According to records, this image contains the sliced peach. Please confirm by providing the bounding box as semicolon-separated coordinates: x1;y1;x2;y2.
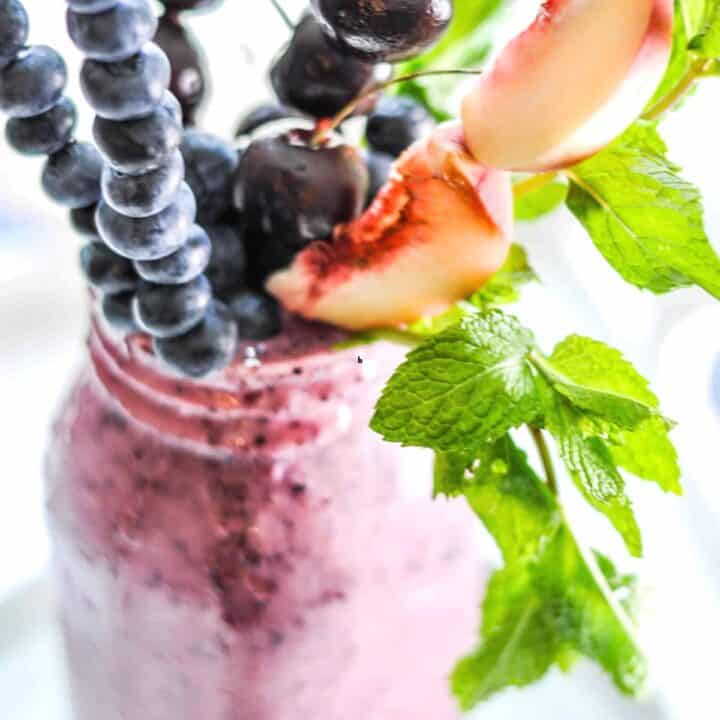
461;0;674;171
266;124;513;330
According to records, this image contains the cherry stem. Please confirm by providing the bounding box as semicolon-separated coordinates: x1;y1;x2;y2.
266;0;294;31
310;68;482;146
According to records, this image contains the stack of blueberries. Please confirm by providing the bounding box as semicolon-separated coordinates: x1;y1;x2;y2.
0;0;452;377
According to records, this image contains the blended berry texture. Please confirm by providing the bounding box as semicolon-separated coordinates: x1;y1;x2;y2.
46;314;483;720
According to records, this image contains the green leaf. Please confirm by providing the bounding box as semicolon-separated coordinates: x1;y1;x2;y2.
471;244;539;309
542;390;643;557
371;312;541;451
680;0;711;38
515;181;568;221
407;303;468;338
532;336;665;431
567;121;720;298
452;561;560;708
452;525;646;709
689;0;720;56
434;436;561;563
393;0;508;119
611;417;683;494
532;335;681;495
593;551;642;619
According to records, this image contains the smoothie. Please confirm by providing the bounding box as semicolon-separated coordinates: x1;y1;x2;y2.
45;312;483;720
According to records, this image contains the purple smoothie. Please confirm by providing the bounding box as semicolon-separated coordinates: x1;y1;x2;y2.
45;311;483;719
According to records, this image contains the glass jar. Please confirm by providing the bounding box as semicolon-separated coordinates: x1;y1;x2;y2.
45;312;482;719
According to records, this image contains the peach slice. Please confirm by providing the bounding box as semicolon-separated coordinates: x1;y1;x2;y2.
266;124;513;330
461;0;674;172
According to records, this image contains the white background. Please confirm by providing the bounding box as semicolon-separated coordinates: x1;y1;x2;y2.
1;1;720;718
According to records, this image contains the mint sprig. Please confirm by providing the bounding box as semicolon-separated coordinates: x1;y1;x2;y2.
436;436;646;710
369;305;681;705
372;312;680;553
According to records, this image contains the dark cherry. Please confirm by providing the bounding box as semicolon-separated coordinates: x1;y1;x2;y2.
311;0;453;62
233;130;368;277
154;14;206;125
270;14;378;119
235;102;303;138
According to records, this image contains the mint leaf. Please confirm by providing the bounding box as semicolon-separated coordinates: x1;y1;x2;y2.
541;390;643;557
471;244;538;309
515;181;568;221
408;303;468;337
680;0;710;38
567;122;720;298
371;312;541;451
532;336;665;431
452;560;560;708
434;437;561;563
452;526;646;709
689;0;720;56
611;417;682;494
593;551;642;618
533;335;681;495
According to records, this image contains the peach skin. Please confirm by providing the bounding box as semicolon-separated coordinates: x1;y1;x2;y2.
461;0;674;172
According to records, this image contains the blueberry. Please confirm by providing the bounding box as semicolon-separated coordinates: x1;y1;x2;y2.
154;300;237;378
366;96;434;156
133;273;212;338
96;181;196;260
42;141;103;208
67;0;158;62
235;102;303;138
67;1;119;13
102;290;138;334
270;14;377;119
180;129;238;224
80;241;137;293
93;91;182;174
5;97;77;156
134;224;210;284
154;15;206;126
0;0;29;69
227;290;281;341
70;203;99;237
0;46;67;119
204;221;247;299
102;148;184;217
80;43;170;121
364;149;393;207
311;0;453;62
